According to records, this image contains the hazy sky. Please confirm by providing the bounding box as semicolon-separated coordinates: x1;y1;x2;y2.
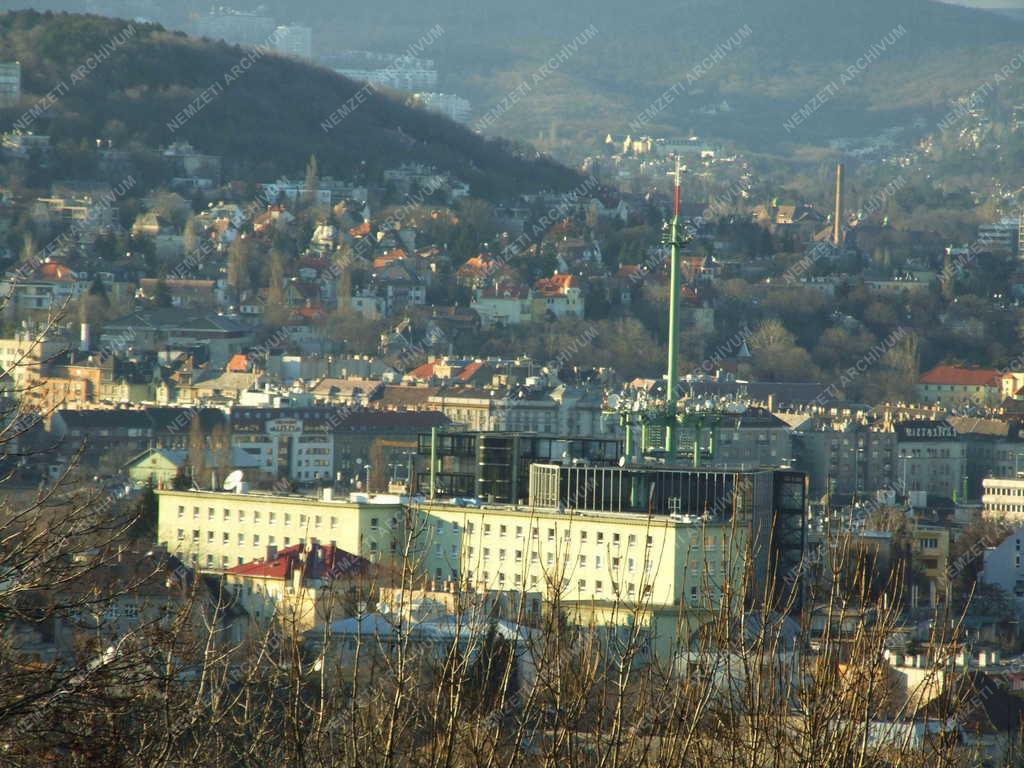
943;0;1024;7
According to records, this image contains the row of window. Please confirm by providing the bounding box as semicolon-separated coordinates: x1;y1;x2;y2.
464;569;650;597
464;547;658;573
177;505;341;529
986;486;1024;496
464;521;656;548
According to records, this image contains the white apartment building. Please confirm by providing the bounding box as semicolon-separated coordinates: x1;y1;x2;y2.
158;489;405;572
0;62;20;107
156;487;754;661
982;477;1024;522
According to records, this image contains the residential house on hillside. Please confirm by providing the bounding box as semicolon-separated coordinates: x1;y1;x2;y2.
456;254;514;289
532;274;584;321
2;260;82;313
471;281;531;328
918;365;1002;406
224;542;375;628
138;279;219;308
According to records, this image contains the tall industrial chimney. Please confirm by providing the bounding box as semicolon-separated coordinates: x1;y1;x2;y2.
832;162;844;247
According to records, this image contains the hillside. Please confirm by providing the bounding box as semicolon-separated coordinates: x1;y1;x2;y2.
241;0;1024;148
0;10;584;198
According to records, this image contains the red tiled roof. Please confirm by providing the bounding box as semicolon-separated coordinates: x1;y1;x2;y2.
291;307;326;321
457;361;484;382
227;353;251;372
36;261;76;282
407;359;438;380
226;542;371;581
533;273;577;297
919;365;1000;387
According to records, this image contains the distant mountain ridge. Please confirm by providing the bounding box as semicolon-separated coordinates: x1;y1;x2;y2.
252;0;1024;146
0;10;583;198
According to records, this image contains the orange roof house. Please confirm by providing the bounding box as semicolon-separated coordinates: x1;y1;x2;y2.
918;365;1002;405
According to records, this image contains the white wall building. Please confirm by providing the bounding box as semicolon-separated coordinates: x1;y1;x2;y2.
982;477;1024;522
0;62;20;107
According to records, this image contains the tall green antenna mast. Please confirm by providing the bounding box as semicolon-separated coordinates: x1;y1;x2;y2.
664;158;684;456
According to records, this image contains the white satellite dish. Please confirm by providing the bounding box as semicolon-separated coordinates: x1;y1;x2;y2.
618;455;627;467
223;470;244;492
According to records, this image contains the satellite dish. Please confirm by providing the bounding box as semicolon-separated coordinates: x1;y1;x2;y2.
223;470;244;491
618;455;627;467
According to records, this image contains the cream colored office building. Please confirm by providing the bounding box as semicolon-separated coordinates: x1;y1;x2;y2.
157;489;745;606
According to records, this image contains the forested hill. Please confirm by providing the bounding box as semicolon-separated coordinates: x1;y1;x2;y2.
0;11;584;198
248;0;1024;146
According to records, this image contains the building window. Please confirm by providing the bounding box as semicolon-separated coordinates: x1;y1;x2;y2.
500;525;507;538
254;534;261;546
177;506;184;519
516;525;523;539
